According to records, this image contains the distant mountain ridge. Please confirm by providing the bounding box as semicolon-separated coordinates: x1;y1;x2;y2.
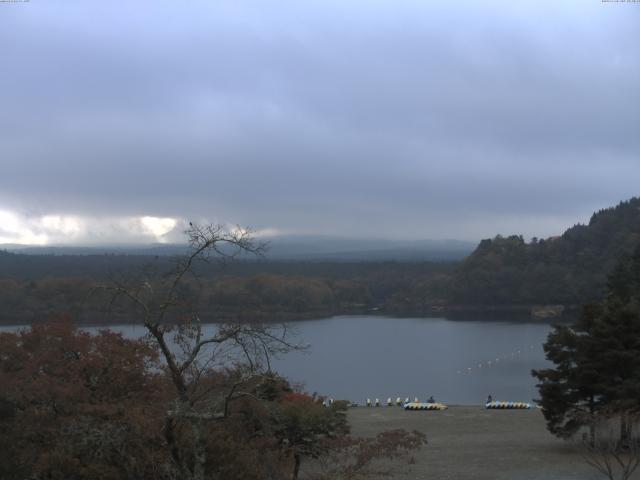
2;198;638;320
1;236;476;262
449;197;640;306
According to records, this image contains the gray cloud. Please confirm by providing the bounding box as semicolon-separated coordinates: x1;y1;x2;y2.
0;0;638;242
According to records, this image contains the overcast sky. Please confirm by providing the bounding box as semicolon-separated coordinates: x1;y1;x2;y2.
1;0;638;244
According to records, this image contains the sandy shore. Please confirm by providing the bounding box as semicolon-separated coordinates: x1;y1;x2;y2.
346;406;623;480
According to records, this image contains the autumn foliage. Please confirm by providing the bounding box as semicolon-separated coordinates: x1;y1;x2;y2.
0;319;426;480
0;319;168;480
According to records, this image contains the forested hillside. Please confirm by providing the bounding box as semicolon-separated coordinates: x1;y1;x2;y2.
448;198;640;306
0;252;454;324
2;198;639;323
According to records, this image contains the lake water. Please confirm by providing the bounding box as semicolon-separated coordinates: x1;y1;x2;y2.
274;315;552;405
1;315;553;405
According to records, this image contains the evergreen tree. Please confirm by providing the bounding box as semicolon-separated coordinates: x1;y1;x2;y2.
453;197;640;306
533;243;640;440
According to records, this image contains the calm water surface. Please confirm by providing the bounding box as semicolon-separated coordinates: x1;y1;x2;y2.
2;315;553;405
273;315;552;405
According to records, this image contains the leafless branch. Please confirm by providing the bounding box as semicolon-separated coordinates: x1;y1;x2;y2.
580;414;640;480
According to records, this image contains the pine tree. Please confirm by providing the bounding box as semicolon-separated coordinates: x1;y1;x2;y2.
533;244;640;441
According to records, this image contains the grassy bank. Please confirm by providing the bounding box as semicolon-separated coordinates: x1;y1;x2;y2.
343;406;612;480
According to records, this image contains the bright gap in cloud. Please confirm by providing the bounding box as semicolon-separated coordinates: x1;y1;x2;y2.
40;215;83;237
0;210;48;245
141;216;178;239
0;210;184;245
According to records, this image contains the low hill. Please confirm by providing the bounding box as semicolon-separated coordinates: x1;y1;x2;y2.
448;197;640;307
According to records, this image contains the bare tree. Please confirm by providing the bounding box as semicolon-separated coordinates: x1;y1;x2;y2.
309;429;427;480
100;223;302;480
581;413;640;480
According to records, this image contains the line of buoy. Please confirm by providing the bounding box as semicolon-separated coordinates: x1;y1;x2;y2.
458;345;538;375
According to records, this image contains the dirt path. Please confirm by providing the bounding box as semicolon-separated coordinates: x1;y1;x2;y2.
346;406;625;480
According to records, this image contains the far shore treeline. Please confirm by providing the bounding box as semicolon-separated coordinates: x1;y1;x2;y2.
1;197;639;325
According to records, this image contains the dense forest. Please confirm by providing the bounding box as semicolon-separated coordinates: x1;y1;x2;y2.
1;197;639;324
449;197;640;307
0;253;454;324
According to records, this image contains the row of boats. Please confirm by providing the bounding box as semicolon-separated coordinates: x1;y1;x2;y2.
401;400;533;410
323;397;535;410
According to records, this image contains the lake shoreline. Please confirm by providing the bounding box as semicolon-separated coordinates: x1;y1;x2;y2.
2;316;554;413
0;305;573;327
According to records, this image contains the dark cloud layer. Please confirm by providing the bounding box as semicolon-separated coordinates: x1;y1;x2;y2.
1;0;638;242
